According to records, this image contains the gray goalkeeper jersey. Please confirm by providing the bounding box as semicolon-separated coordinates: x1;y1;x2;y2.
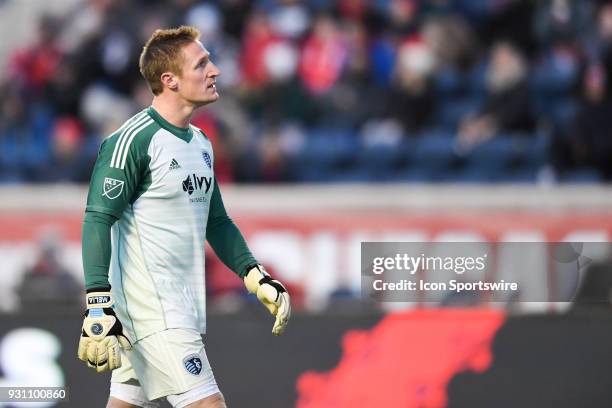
86;107;214;341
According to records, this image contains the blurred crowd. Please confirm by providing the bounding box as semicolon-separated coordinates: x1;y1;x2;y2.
2;0;612;183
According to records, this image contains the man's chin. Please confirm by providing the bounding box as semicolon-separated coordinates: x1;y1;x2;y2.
193;94;220;107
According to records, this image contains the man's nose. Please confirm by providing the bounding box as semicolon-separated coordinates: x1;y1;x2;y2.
209;62;220;77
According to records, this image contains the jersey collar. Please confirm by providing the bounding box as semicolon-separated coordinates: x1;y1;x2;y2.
147;107;193;143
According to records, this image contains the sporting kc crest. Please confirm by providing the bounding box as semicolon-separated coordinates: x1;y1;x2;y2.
183;354;203;375
102;177;125;199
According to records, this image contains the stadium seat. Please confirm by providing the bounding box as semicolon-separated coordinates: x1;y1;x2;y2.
467;59;489;96
434;68;466;97
326;167;375;182
561;169;604;183
515;131;550;171
437;97;482;129
407;132;459;180
529;54;578;96
383;167;435;183
461;134;518;175
355;139;415;181
291;127;359;182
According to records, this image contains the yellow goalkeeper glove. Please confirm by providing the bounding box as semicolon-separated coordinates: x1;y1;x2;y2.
244;265;291;335
77;291;132;372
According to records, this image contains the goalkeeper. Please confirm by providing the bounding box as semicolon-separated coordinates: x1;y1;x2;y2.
78;26;290;408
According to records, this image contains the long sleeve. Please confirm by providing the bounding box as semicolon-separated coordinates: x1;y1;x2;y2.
206;179;257;277
82;118;150;291
82;210;117;291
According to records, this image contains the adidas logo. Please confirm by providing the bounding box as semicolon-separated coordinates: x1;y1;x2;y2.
169;158;181;170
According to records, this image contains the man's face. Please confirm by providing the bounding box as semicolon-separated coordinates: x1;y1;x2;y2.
176;40;220;106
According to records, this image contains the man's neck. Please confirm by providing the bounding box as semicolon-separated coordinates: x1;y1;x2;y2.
150;95;196;129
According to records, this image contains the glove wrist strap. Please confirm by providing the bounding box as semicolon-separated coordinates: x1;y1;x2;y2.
86;292;113;309
244;265;270;294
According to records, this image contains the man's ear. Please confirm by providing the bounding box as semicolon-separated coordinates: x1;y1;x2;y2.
160;72;179;91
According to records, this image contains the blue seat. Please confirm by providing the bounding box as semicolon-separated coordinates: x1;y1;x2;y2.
449;168;498;182
326;167;374;182
561;169;604;183
298;128;357;161
529;55;578;96
549;98;578;126
356;139;415;180
505;169;539;183
293;165;331;182
515;131;550;171
383;167;435;183
462;134;518;174
408;133;458;179
292;127;360;182
434;68;466;96
0;169;25;183
437;97;482;129
467;59;489;96
455;132;550;183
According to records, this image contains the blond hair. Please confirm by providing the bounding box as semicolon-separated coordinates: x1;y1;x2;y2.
139;26;201;95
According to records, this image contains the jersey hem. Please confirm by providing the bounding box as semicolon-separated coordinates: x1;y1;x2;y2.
130;325;207;344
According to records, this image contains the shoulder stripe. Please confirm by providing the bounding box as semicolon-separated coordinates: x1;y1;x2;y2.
110;112;148;167
109;112;146;162
110;114;151;167
118;111;147;133
117;118;154;169
104;111;147;142
111;113;149;168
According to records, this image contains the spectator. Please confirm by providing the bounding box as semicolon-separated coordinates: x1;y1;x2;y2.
239;11;279;90
594;3;612;95
552;64;612;180
422;14;479;72
457;42;535;152
43;56;82;117
533;0;592;49
385;0;420;36
34;116;95;182
299;14;347;96
327;19;375;127
386;34;437;133
0;84;52;181
16;230;82;314
1;0;612;182
8;14;62;96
